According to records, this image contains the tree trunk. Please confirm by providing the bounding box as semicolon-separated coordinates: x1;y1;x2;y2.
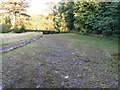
11;12;16;28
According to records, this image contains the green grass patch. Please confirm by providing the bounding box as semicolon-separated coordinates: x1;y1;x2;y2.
1;40;22;47
0;32;41;48
60;33;119;55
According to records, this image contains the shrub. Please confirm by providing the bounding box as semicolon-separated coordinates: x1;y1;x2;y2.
12;26;25;33
0;23;11;33
79;29;88;35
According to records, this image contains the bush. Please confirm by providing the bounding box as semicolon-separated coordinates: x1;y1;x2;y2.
12;26;25;33
0;23;11;33
112;34;120;38
79;29;88;35
102;30;112;36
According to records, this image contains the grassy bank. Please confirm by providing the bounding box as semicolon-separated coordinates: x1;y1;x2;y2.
0;32;41;48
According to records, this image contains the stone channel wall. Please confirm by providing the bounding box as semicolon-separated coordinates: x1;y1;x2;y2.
0;33;43;53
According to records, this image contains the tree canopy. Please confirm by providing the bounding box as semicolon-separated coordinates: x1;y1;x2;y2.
0;0;30;31
53;1;119;37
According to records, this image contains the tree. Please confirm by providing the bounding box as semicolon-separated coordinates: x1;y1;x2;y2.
53;1;119;37
53;2;74;32
0;0;30;29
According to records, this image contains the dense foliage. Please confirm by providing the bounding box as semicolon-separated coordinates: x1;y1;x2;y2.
53;1;120;37
0;0;30;33
24;14;56;31
0;14;56;33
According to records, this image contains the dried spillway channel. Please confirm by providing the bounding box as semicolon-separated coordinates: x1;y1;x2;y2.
0;33;43;53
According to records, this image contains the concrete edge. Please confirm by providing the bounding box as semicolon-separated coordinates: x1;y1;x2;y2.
0;33;43;53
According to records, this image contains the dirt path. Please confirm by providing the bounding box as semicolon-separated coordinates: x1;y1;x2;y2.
2;34;118;88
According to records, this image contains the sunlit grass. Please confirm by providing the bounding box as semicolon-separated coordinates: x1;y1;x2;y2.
60;33;119;55
0;32;41;48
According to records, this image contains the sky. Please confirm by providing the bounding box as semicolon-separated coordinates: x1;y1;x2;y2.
0;0;117;15
27;0;61;15
0;0;61;15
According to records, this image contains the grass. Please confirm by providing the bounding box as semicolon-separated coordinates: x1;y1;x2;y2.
1;40;22;47
60;33;119;55
0;32;41;48
1;33;119;88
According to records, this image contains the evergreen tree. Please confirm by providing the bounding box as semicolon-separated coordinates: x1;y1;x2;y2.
0;0;30;29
